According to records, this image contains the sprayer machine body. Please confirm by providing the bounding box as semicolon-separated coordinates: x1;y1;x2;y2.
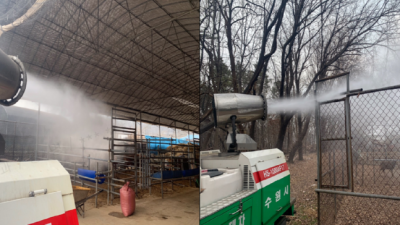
200;93;295;225
200;149;294;225
0;160;79;225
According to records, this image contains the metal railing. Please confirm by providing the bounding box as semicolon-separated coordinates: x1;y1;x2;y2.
0;106;200;206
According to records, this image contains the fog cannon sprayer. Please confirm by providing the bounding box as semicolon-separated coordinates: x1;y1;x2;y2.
212;93;267;152
0;48;27;106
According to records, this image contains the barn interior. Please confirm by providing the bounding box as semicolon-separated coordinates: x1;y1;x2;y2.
0;0;199;224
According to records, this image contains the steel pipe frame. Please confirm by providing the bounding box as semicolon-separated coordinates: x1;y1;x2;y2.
37;144;108;151
25;11;198;108
29;116;135;208
10;33;197;126
314;73;360;224
109;105;198;132
1;0;200;126
25;2;198;92
64;0;198;74
315;189;400;201
345;73;354;192
12;103;198;207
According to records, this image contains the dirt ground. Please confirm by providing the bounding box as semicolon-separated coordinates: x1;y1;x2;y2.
77;179;199;225
284;152;400;225
76;154;400;224
286;152;319;225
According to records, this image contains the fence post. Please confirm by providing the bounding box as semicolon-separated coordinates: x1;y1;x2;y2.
345;73;354;192
96;162;98;208
314;85;322;225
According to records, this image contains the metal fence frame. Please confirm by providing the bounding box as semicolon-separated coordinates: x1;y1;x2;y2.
315;72;400;224
0;106;200;205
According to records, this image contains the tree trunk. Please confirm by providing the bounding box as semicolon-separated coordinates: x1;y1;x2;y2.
297;114;304;161
201;129;213;151
276;114;292;150
288;115;311;163
298;145;303;160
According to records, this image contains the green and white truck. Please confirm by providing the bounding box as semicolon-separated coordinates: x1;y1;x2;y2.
200;93;295;225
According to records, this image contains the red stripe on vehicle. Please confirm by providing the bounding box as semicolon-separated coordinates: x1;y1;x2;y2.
29;209;79;225
65;209;79;225
253;163;288;184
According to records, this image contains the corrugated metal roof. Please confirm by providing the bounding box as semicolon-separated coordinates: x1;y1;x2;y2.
0;0;199;130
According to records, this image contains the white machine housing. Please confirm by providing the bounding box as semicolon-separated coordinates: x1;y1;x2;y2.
200;149;289;207
0;160;78;225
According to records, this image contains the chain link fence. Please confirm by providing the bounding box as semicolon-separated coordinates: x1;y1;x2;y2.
318;82;400;224
319;101;349;188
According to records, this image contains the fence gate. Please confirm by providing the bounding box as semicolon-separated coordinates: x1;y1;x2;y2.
315;73;400;224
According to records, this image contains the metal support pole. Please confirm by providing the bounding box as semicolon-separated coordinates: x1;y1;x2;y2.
139;112;145;188
315;189;400;201
161;160;163;199
159;117;161;151
315;86;321;190
317;192;320;225
83;201;85;218
111;108;114;204
345;73;354;191
81;139;84;168
149;177;152;195
108;140;110;205
170;137;173;191
96;162;98;208
314;84;324;225
159;116;163;196
187;125;190;185
174;121;177;189
134;113;137;193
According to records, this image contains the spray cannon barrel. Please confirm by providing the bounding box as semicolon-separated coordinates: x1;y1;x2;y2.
0;48;27;106
213;93;267;128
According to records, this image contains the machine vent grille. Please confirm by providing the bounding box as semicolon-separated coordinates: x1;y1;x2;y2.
243;165;255;190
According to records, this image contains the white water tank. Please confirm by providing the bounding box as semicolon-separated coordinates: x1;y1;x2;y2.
200;168;243;207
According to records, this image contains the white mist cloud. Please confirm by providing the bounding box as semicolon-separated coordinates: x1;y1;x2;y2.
16;73;192;146
267;48;400;114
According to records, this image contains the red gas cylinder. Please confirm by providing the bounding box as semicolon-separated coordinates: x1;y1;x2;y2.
120;182;136;217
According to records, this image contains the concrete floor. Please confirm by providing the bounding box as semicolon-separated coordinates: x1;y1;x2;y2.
78;187;199;225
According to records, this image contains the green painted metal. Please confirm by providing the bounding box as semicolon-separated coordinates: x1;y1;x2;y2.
200;191;261;225
261;175;291;225
200;175;292;225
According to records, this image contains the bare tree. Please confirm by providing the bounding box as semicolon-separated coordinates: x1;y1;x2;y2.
200;0;400;158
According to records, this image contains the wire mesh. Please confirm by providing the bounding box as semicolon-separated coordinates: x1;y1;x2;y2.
319;101;349;188
318;86;400;224
350;89;400;196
